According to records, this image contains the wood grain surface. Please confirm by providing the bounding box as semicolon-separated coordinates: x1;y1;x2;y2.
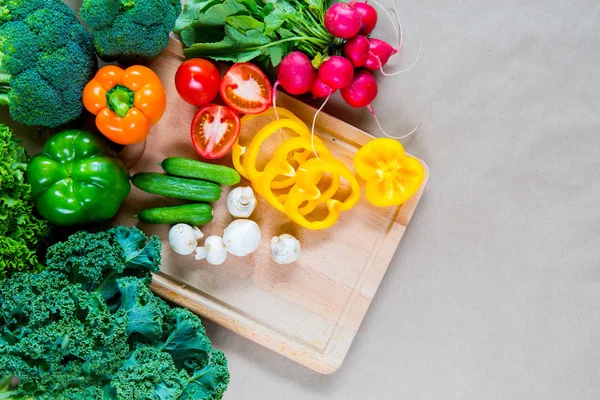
112;39;429;374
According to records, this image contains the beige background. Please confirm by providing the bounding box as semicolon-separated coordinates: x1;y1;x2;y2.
3;0;599;399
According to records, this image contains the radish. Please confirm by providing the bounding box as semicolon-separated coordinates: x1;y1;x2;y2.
324;3;362;39
352;1;378;36
318;56;354;90
311;77;334;98
343;35;370;67
364;38;398;71
340;70;378;108
276;51;316;95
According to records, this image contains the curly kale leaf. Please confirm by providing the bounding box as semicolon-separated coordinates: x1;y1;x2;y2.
0;270;129;399
45;226;161;302
0;124;50;279
0;227;229;400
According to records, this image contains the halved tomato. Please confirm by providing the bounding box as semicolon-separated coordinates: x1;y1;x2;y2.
220;63;273;115
190;104;241;159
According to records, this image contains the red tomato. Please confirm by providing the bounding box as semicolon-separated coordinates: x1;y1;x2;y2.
190;104;240;159
175;59;221;106
220;63;273;114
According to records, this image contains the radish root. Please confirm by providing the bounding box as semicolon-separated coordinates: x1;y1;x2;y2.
369;0;401;52
376;41;423;77
368;105;422;140
273;81;280;120
311;95;330;162
394;1;403;51
272;82;286;141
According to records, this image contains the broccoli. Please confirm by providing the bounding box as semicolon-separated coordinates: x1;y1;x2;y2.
0;0;97;129
0;227;230;400
80;0;182;65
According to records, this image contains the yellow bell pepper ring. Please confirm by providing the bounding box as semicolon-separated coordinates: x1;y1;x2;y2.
242;118;312;184
353;138;425;207
255;136;338;214
284;158;360;230
233;107;311;186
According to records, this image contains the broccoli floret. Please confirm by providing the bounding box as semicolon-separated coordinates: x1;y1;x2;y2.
81;0;182;65
0;0;97;128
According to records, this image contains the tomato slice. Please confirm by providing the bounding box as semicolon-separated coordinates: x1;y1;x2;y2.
220;63;273;115
190;104;241;159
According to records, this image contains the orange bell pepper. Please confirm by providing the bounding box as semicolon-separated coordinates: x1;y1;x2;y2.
82;65;166;145
353;138;425;207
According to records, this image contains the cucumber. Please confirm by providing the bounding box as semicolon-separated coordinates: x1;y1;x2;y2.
132;173;221;202
137;203;213;225
161;157;240;185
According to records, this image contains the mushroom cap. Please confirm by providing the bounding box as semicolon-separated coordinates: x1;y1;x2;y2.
223;219;261;256
271;234;301;264
169;224;199;255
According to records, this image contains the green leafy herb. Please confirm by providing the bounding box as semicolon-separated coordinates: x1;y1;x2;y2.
176;0;334;67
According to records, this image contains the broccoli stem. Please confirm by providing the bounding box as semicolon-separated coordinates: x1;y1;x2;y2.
120;0;135;11
0;72;10;85
0;71;10;105
0;376;11;391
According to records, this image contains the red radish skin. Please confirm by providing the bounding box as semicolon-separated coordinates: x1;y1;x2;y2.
324;3;363;39
364;38;398;71
311;77;334;98
277;51;317;95
340;70;378;108
318;56;355;90
343;35;370;67
352;1;378;36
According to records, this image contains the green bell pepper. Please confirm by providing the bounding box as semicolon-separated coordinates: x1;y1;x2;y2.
26;130;131;226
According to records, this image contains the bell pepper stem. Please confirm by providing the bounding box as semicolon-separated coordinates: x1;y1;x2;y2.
106;85;134;118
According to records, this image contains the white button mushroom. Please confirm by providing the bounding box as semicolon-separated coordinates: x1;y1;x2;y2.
222;219;261;257
227;187;257;218
270;234;301;264
195;235;228;266
168;224;204;255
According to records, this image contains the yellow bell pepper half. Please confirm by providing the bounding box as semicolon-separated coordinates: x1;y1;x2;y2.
353;138;425;207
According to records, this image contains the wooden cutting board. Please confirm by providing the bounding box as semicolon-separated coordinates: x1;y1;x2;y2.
113;39;429;374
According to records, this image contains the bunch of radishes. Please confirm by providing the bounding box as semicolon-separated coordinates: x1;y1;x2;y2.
277;0;400;113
